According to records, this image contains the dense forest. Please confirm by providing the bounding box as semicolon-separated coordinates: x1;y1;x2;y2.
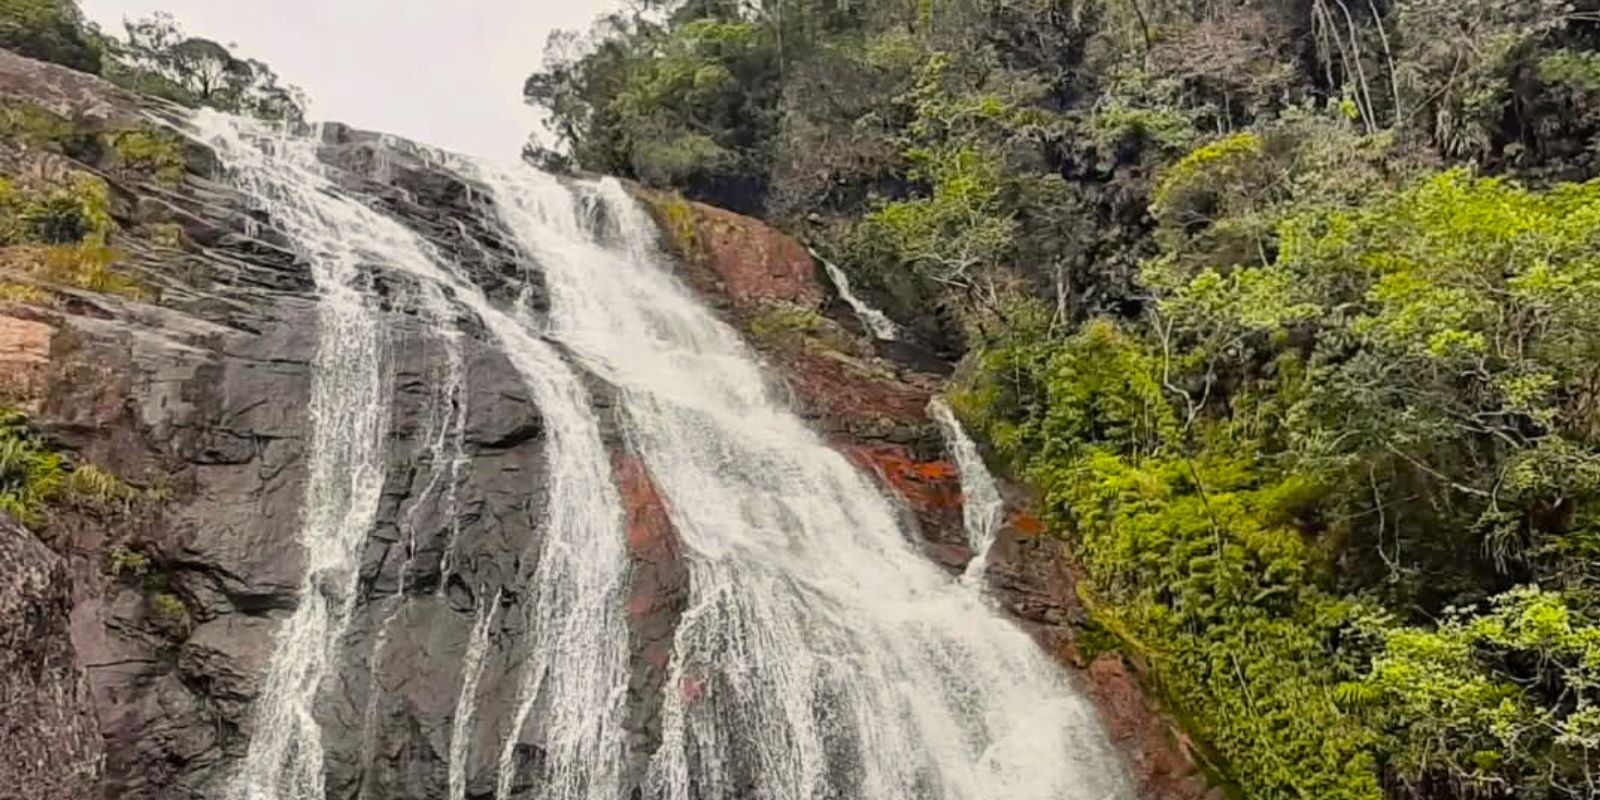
7;0;1600;797
525;2;1600;799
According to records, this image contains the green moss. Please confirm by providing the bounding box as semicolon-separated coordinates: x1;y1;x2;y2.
747;301;865;357
749;302;826;340
650;192;701;261
146;591;192;638
106;129;185;187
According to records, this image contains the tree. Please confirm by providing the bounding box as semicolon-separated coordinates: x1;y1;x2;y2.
113;12;305;121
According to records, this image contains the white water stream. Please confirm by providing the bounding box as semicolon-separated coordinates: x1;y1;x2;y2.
197;114;630;800
928;398;1007;585
477;165;1131;800
199;110;1127;800
812;250;901;341
194;112;393;800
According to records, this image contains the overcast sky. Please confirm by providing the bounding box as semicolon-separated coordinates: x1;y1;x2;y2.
79;0;618;158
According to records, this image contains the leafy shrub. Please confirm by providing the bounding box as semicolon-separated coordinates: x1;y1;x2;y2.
106;129;185;187
0;0;103;73
0;410;64;526
146;591;191;638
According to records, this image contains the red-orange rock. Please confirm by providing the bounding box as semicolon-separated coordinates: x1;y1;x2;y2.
773;347;933;426
0;313;54;409
636;189;824;309
614;455;683;623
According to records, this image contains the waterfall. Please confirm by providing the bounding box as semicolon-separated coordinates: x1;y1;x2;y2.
196;109;1127;800
199;115;631;800
193;112;394;800
813;250;901;341
476;164;1131;800
928;398;1007;585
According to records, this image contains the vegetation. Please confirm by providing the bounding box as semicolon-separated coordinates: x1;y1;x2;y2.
0;1;305;121
0;408;65;525
0;0;100;72
532;2;1600;798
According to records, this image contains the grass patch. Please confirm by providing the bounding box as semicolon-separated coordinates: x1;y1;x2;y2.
0;281;54;305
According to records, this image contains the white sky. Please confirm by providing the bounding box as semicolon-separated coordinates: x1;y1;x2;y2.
79;0;619;157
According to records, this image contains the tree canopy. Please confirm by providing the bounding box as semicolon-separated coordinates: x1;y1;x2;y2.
0;1;305;121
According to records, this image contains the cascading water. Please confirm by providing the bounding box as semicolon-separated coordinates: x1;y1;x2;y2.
450;589;501;800
193;111;394;800
813;250;902;341
477;164;1132;800
197;114;631;800
928;398;1007;585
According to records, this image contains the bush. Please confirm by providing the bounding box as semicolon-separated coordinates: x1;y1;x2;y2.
0;409;65;526
0;0;103;74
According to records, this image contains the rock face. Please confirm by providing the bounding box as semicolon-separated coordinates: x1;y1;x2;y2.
0;513;103;800
0;51;551;800
0;47;1209;800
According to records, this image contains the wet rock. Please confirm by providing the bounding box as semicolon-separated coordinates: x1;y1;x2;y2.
614;454;689;790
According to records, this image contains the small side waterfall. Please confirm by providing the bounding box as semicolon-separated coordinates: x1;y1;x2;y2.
449;590;501;800
928;398;1007;584
813;250;901;341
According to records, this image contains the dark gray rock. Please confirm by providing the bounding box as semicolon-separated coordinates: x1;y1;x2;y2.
0;513;104;800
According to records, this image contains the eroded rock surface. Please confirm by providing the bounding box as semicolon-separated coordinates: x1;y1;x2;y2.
0;513;103;800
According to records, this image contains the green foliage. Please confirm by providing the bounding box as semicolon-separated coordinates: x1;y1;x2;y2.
0;0;102;73
0;409;140;528
0;409;64;526
104;12;305;121
1;1;303;122
105;545;149;578
106;129;185;187
957;128;1600;796
1362;587;1600;797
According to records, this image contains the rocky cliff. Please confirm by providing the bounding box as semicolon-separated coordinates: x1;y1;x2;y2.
0;49;1209;800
